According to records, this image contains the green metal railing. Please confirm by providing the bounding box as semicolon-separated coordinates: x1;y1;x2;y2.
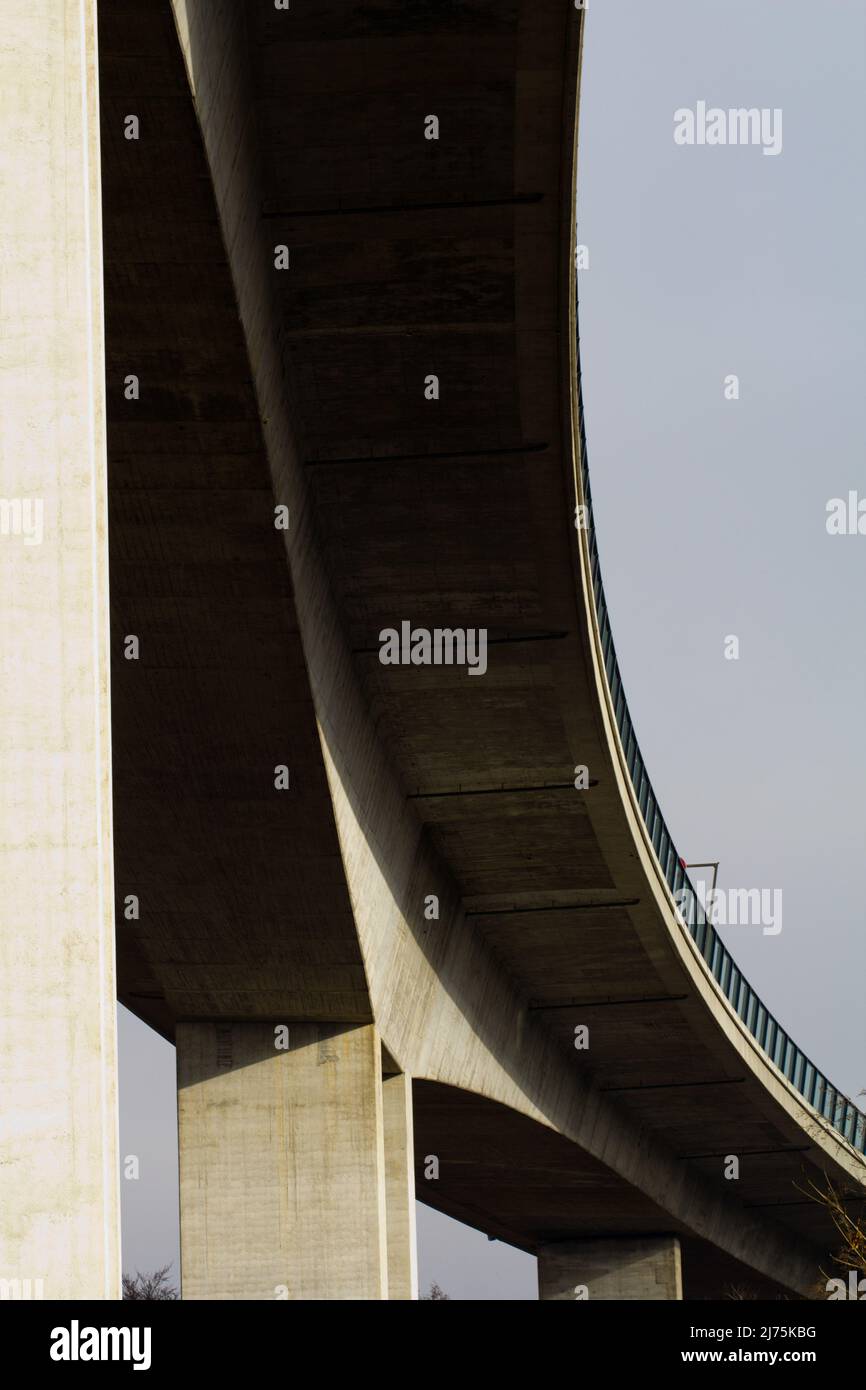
573;303;866;1156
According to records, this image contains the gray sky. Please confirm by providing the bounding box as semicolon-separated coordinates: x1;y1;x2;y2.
119;0;865;1299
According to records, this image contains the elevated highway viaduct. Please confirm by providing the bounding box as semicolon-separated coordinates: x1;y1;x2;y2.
2;0;864;1299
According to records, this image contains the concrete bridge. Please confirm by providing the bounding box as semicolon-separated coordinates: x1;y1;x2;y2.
2;0;864;1300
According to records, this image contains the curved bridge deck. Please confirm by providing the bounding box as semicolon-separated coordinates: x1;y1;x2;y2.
98;0;865;1297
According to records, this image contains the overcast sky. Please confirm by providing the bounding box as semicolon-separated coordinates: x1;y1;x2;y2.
119;0;865;1300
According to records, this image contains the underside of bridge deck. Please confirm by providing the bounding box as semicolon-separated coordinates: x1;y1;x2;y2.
96;0;865;1298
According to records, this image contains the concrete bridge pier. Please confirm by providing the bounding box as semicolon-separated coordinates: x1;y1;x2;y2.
537;1237;684;1301
176;1022;418;1300
382;1069;420;1300
0;0;120;1300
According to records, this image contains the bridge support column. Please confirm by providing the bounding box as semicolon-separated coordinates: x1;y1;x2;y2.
538;1236;683;1301
177;1021;389;1299
0;0;119;1299
382;1070;419;1299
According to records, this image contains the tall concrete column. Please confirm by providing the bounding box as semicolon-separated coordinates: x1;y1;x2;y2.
382;1071;419;1299
0;0;120;1299
538;1237;683;1301
177;1022;389;1299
